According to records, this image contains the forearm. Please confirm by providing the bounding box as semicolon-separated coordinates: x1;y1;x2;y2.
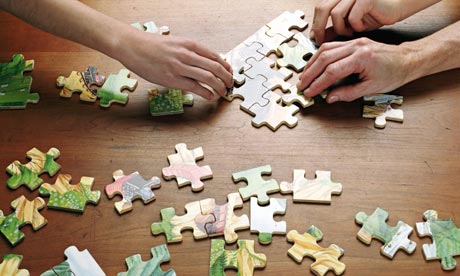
395;0;443;21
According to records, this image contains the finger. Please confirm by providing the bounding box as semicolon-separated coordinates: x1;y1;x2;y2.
175;77;215;100
303;40;349;72
348;0;372;32
326;80;371;103
311;0;341;45
331;0;355;36
180;63;227;97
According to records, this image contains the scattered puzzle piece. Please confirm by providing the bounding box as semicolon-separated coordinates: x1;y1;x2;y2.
363;94;404;129
287;225;345;276
6;147;61;190
118;244;176;276
280;170;342;204
105;170;161;215
265;10;308;38
82;66;105;90
209;239;266;276
281;86;314;108
0;195;47;246
416;209;460;270
250;197;286;244
355;208;416;259
277;33;317;72
148;88;194;116
41;246;105;276
162;143;212;192
132;20;170;35
224;41;266;85
97;69;138;107
39;174;101;213
0;54;34;78
0;254;29;276
57;70;98;102
232;165;280;205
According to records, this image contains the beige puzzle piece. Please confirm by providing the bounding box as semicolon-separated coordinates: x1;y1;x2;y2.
243;25;289;56
225;75;270;114
224;41;266;85
244;57;293;92
281;86;314;108
363;94;404;129
266;10;308;38
277;32;317;72
57;71;97;102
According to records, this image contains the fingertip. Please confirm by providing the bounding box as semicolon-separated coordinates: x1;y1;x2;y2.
326;95;339;104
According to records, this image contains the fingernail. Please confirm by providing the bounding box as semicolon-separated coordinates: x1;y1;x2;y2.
327;96;338;104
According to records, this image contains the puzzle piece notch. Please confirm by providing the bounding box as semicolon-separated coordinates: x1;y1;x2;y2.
105;170;161;215
118;244;176;276
287;225;345;276
355;208;416;259
149;88;194;116
39;174;101;213
232;165;280;205
243;57;293;92
41;246;105;276
0;195;48;246
265;10;308;39
0;254;29;276
281;85;314;108
250;197;286;244
277;32;317;72
363;94;404;129
280;170;342;204
209;239;266;276
97;69;138;107
224;41;266;85
416;209;460;270
6;147;61;191
131;21;170;35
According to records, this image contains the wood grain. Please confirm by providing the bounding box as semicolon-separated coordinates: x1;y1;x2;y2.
0;1;459;275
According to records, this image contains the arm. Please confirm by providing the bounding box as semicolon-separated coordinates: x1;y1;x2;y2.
0;0;233;100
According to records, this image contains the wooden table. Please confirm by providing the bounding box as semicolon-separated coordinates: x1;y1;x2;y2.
1;1;459;275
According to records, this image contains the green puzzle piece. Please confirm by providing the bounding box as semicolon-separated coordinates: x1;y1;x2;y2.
149;88;193;116
0;54;34;80
97;69;137;107
118;244;176;276
232;165;280;205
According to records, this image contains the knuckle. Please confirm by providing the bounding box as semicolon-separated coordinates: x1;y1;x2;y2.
324;64;339;79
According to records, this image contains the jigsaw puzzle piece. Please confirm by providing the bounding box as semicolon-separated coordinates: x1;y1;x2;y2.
355;208;416;259
287;226;345;276
243;25;289;56
224;41;266;85
97;69;138;107
243;57;292;91
0;254;29;276
118;244;176;276
226;75;271;113
232;165;280;205
149;88;194;116
363;94;403;128
277;33;317;72
416;209;460;270
280;170;342;204
281;86;314;108
250;197;287;244
0;54;34;80
57;70;98;102
41;246;105;276
132;20;170;35
105;170;161;215
0;77;39;109
82;66;105;88
265;10;308;38
39;174;101;213
209;239;266;276
6;147;61;190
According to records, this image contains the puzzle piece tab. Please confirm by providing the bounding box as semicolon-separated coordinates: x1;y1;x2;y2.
277;33;317;72
149;88;193;116
97;69;137;107
244;57;292;92
280;170;342;204
41;246;105;276
287;225;345;276
0;254;29;276
0;195;47;246
105;170;161;215
243;25;289;56
118;244;176;276
355;208;416;258
209;239;266;276
224;41;266;85
232;165;280;205
416;209;460;270
39;174;101;213
250;197;286;244
6;147;61;190
363;94;404;128
265;10;308;39
225;75;270;113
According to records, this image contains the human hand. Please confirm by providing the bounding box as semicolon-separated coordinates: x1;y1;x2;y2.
297;38;416;103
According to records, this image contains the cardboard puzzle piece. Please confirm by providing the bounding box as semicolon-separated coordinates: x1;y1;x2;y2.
280;170;342;204
243;25;288;56
225;75;270;113
0;254;29;276
148;88;194;116
132;20;170;35
250;197;286;244
281;86;314;108
39;174;101;213
0;54;34;78
265;10;308;38
162;143;212;192
0;195;47;246
243;57;292;92
209;239;266;276
118;244;176;276
57;71;98;102
6;147;61;190
41;246;105;276
224;41;266;85
355;208;416;259
416;209;460;270
232;165;280;205
199;192;249;244
97;69;138;107
105;170;161;215
277;33;317;72
82;66;105;89
250;91;299;131
363;94;403;129
287;225;345;276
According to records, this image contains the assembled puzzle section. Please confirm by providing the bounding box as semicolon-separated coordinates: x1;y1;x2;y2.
416;209;460;270
41;246;105;276
39;174;101;213
280;169;342;204
148;88;194;116
250;197;287;244
281;86;314;108
162;143;213;192
287;225;345;276
209;239;266;276
0;254;29;276
363;94;404;129
232;165;280;205
6;147;61;190
0;195;47;246
105;170;161;215
118;244;176;276
355;208;416;259
97;69;138;107
57;66;105;102
265;10;308;39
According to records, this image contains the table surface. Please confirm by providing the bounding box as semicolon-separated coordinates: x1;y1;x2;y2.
1;1;459;275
